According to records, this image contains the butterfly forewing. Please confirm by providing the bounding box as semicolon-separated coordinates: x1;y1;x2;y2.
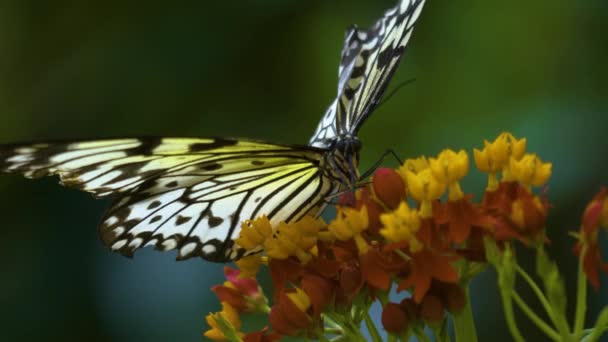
309;0;426;148
0;138;338;261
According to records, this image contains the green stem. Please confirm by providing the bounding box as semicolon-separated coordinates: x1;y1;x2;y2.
452;287;478;342
362;310;383;342
414;328;432;342
512;292;560;341
516;266;557;326
574;247;588;339
319;334;332;342
324;328;343;335
501;287;525;342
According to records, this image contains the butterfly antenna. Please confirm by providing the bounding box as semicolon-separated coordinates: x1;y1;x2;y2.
359;148;403;180
377;78;416;109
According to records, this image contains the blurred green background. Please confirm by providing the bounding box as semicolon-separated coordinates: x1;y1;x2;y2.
0;0;607;341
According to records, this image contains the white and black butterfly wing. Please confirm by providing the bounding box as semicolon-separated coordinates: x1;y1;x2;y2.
310;0;426;148
0;138;337;261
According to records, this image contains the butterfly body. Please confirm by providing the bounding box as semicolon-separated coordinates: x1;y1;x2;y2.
0;0;426;262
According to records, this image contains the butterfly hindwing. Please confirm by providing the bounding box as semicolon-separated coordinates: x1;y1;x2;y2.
0;138;338;261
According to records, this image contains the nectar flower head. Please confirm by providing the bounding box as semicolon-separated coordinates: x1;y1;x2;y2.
508;153;552;188
329;206;370;254
235;216;273;250
263;216;325;263
429;149;469;200
235;255;265;278
477;132;527;170
403;168;447;203
474;132;527;190
429;149;469;184
380;202;423;252
401;156;430;174
328;206;369;241
204;302;242;341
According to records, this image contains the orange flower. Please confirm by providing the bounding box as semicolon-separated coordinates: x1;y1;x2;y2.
574;188;608;290
482;181;549;242
398;249;460;303
301;273;334;316
433;196;479;244
268;288;313;336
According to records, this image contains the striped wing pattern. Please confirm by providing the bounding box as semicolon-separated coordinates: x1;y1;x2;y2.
309;0;426;148
0;138;337;261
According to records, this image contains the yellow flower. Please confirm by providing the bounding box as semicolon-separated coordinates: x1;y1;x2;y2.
429;149;469;200
263;216;325;263
235;255;265;278
405;169;447;202
401;156;430;174
204;303;242;341
509;153;552;188
474;132;527;171
430;149;469;183
380;202;423;253
328;206;370;254
235;216;272;250
474;132;527;190
328;206;369;240
286;288;311;313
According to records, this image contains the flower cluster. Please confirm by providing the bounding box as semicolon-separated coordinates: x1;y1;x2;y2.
203;132;607;341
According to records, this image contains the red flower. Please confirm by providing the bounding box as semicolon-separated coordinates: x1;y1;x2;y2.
351;187;384;235
436;196;477;244
420;295;445;323
372;167;407;209
360;247;409;291
268;258;303;303
243;327;282;342
574;188;608;290
268;289;313;336
211;267;263;312
398;249;459;303
382;302;409;333
482;181;549;242
301;274;334;317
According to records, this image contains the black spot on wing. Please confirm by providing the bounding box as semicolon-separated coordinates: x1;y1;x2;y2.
208;216;224;228
148;200;162;209
176;215;192;226
189;138;238;151
201;163;222;171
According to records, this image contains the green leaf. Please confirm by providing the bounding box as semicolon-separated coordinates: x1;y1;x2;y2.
584;307;608;342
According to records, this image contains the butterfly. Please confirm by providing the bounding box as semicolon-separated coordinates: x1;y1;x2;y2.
0;0;426;262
